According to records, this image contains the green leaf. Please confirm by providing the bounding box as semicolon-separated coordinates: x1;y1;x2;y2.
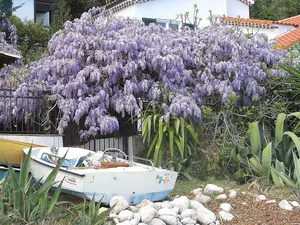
7;163;21;212
153;118;164;165
147;133;158;158
89;196;96;224
181;172;193;181
283;131;300;157
147;115;152;145
262;142;272;184
142;116;148;143
274;113;286;147
248;122;261;157
292;151;300;184
186;124;200;145
19;146;32;190
46;179;64;215
249;156;262;175
169;129;174;158
174;117;180;133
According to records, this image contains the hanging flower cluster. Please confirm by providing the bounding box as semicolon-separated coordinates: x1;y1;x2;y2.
0;13;18;54
0;7;288;139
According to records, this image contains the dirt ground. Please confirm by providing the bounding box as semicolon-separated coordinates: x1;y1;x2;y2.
208;194;300;225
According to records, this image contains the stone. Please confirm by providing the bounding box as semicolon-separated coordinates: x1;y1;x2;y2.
130;217;140;225
138;224;148;225
219;210;234;221
110;196;129;214
278;200;293;211
203;184;224;195
256;195;267;201
128;206;139;213
228;190;237;198
137;199;157;209
266;200;276;204
215;194;227;200
172;207;180;214
219;203;232;212
181;209;197;220
194;193;212;203
181;217;197;224
158;208;178;217
139;206;157;223
196;207;216;224
156;202;172;209
191;188;202;195
290;201;300;207
98;207;108;215
170;196;190;213
118;210;134;222
117;221;131;225
159;215;178;225
189;200;205;210
149;218;166;225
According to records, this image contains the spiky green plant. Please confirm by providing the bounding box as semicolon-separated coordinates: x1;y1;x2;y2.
0;146;68;224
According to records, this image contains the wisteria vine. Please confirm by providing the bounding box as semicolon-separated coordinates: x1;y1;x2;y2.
0;7;289;139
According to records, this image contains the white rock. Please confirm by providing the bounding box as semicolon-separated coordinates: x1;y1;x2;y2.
148;218;166;225
117;221;131;225
196;207;216;224
158;208;178;217
215;194;227;200
170;196;190;213
118;210;134;222
189;200;205;210
130;217;140;225
242;202;247;205
112;218;119;224
266;200;276;204
278;200;293;211
194;194;212;203
191;188;202;195
172;207;180;214
204;184;224;195
159;215;178;225
256;195;267;201
137;199;157;209
128;206;139;213
110;196;129;214
219;203;232;212
228;190;237;198
139;206;157;223
181;217;197;224
215;220;220;225
156;202;172;209
181;208;197;220
219;210;234;221
290;201;300;207
138;224;148;225
98;207;108;215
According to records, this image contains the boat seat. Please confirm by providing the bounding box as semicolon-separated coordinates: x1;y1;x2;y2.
42;155;86;168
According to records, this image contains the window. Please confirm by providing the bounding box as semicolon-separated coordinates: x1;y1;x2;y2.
142;18;157;26
156;22;166;28
183;23;195;30
169;23;179;31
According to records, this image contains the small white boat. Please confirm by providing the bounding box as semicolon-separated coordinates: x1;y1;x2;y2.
23;147;178;205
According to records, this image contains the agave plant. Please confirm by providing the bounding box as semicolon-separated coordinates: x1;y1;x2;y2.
0;146;68;224
73;196;113;225
233;112;300;186
142;105;200;166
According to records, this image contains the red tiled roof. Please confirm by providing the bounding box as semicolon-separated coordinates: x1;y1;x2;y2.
277;15;300;26
222;17;276;29
275;27;300;49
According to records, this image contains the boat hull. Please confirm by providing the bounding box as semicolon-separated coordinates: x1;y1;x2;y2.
26;147;178;205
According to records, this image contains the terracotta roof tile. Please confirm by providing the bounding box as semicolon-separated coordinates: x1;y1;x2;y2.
277;15;300;26
275;27;300;49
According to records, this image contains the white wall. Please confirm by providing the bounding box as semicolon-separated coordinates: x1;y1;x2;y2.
227;0;249;18
13;0;34;22
227;24;296;41
114;0;228;28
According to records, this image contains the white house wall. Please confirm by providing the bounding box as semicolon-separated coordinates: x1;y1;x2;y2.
13;0;34;22
114;0;228;28
227;0;249;18
228;24;296;41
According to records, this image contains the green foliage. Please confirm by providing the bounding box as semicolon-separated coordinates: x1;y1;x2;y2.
250;0;300;21
50;0;71;35
74;197;113;225
0;146;67;224
142;105;200;167
65;0;105;19
233;113;300;189
0;0;23;16
9;15;50;64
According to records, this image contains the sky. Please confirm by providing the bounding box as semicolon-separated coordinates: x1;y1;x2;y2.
13;0;34;22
